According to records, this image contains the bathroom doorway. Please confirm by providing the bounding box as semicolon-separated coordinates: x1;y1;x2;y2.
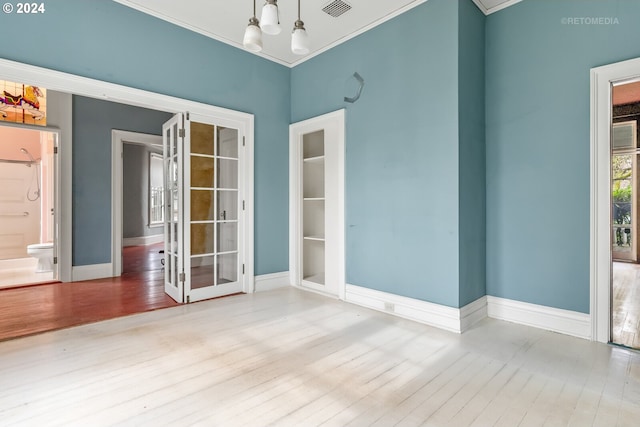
0;124;58;289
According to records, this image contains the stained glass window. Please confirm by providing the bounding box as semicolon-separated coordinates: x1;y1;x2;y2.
0;80;47;126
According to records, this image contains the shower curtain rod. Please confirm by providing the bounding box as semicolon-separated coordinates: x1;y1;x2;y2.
0;158;39;165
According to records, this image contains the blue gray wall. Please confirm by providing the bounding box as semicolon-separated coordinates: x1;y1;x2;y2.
72;96;170;264
458;0;486;307
292;0;484;308
5;0;639;314
486;0;640;313
0;0;291;274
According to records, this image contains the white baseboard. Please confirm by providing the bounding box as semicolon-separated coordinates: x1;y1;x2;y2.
254;271;290;292
486;296;591;340
345;284;486;333
123;234;164;247
72;263;113;281
460;296;488;332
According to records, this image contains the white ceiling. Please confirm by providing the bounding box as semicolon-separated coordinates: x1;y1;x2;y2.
114;0;520;67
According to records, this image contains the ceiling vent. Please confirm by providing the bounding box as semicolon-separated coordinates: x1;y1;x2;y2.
322;0;352;18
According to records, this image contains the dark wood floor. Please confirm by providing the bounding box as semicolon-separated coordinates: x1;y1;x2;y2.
0;243;178;342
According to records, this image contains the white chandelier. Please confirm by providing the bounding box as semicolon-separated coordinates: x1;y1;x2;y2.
243;0;310;55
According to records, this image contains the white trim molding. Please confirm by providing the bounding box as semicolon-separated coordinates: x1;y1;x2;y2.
460;296;489;332
487;296;591;340
72;263;113;282
590;56;640;343
112;130;163;276
345;284;486;334
471;0;522;15
254;272;290;292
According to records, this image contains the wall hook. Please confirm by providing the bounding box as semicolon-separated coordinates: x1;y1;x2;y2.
344;72;364;103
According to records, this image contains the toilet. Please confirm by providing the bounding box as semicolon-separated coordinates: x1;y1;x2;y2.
27;242;54;273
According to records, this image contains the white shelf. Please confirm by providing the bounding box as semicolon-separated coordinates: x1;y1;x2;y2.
302;273;325;286
303;155;325;163
303;197;325;201
304;235;325;242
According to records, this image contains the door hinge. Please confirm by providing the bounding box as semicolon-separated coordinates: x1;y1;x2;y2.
242;264;245;274
179;272;185;282
186;112;190;121
53;146;58;154
178;128;185;138
242;200;245;210
243;136;245;147
53;256;57;265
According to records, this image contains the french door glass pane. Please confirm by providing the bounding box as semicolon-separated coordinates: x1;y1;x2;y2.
171;254;179;289
191;190;215;221
191;156;215;188
217;127;238;158
191;255;215;289
217;159;238;189
191;223;215;255
217;190;238;221
217;253;237;284
191;122;215;155
217;222;237;253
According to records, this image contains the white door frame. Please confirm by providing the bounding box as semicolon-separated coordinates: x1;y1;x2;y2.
0;58;254;287
289;109;346;300
590;56;640;343
111;130;162;277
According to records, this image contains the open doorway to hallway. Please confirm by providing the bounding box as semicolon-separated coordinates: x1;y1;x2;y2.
611;80;640;349
120;135;165;276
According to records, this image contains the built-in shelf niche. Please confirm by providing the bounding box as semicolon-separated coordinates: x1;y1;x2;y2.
290;109;345;298
303;199;325;240
302;130;325;285
303;239;325;284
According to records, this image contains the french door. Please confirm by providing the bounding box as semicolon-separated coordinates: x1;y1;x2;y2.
163;112;245;303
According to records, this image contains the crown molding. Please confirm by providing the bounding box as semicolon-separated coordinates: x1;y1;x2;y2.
472;0;522;16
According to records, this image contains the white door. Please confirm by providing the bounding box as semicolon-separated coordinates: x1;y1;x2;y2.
163;113;245;303
163;114;184;302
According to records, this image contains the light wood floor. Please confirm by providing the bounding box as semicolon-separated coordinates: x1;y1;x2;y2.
0;287;638;427
612;262;640;349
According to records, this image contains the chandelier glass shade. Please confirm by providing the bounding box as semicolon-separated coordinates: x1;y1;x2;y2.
291;20;309;55
243;0;263;52
243;16;263;52
243;0;309;56
260;1;281;35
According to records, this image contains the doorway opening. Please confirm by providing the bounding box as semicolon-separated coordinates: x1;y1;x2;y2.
0;124;58;289
591;56;640;345
610;81;640;349
0;58;254;342
112;130;165;277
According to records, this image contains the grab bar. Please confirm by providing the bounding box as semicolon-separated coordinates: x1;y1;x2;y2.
0;212;29;217
0;158;37;166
